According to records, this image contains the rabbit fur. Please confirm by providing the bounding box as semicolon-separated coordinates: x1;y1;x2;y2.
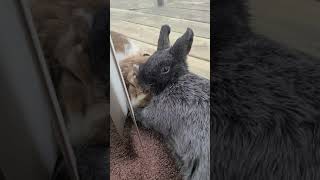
211;0;320;179
30;0;108;146
31;2;109;180
135;25;210;180
119;53;153;108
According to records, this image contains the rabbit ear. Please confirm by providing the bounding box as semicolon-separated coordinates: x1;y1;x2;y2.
157;25;171;51
170;28;193;60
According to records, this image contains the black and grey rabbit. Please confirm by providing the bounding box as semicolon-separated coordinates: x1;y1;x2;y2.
211;0;320;179
134;25;210;180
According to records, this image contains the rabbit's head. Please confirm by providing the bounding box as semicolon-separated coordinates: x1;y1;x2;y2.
137;25;194;94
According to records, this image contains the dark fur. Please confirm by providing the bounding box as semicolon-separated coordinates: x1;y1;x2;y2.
135;25;210;180
212;0;320;179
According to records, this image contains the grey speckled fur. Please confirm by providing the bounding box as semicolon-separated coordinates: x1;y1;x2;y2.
135;25;210;180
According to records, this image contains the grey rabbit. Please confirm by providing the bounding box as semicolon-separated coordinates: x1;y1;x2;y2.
134;25;210;180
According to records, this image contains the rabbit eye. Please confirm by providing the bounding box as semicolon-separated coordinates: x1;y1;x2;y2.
161;66;170;74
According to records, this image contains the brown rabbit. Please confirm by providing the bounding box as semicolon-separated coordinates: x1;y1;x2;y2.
111;31;153;61
119;53;153;108
111;31;153;107
30;0;108;145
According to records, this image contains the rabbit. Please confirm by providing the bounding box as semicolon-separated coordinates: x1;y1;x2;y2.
111;31;151;61
111;31;139;61
134;25;210;180
31;1;109;146
119;53;152;108
211;0;320;179
111;30;153;107
31;3;109;180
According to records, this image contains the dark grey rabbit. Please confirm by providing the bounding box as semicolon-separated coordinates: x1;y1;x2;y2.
134;25;210;180
210;0;320;179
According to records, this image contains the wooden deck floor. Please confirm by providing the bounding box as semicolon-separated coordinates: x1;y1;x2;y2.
110;0;210;79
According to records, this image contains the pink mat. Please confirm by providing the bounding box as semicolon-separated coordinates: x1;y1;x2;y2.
110;119;181;180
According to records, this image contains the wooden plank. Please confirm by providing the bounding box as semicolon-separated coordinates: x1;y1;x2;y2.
135;7;210;23
110;0;210;11
111;20;210;61
166;5;209;11
187;57;210;79
110;0;155;10
169;0;209;3
127;38;210;79
166;1;210;11
111;8;210;38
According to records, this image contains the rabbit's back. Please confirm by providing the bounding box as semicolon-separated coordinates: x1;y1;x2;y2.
160;73;210;130
153;73;210;179
162;73;209;103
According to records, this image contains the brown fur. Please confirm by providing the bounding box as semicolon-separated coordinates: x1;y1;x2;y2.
111;30;152;60
30;0;108;145
30;0;102;109
111;31;130;54
111;31;152;107
119;54;152;108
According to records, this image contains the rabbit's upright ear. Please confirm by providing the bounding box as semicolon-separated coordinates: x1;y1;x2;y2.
170;28;193;60
157;25;171;51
